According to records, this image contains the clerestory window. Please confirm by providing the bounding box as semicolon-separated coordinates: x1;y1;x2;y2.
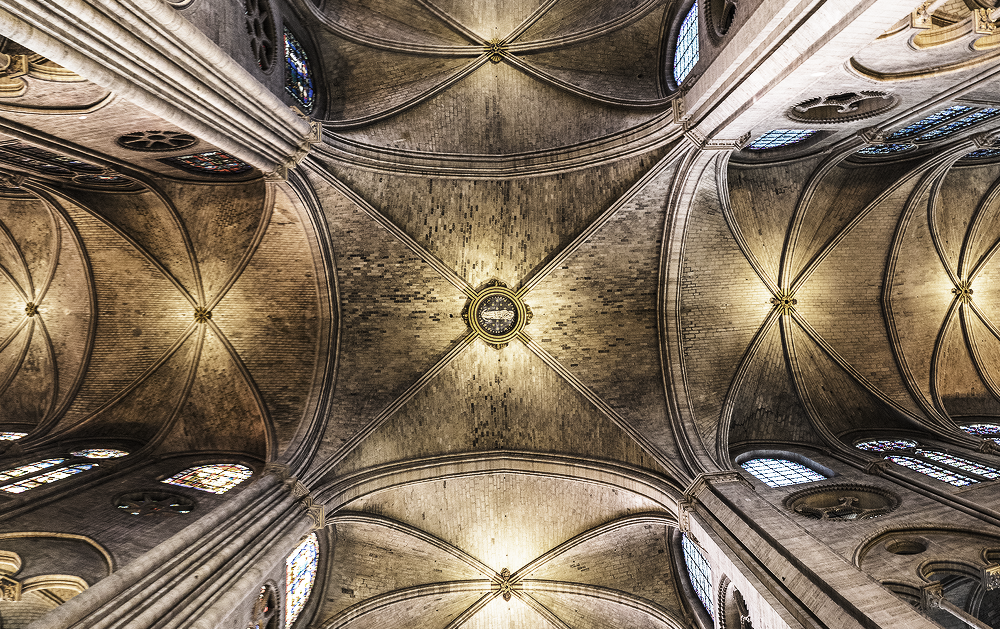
747;129;817;150
740;457;826;487
673;2;700;85
0;448;128;494
961;423;1000;444
856;439;1000;487
161;464;253;494
284;28;315;112
681;533;714;618
286;533;319;628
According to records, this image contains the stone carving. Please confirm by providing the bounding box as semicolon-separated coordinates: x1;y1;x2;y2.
770;290;797;315
24;302;37;317
114;491;195;516
461;280;531;349
0;574;20;602
485;39;508;64
787;92;898;124
496;568;514;601
785;484;900;521
244;0;277;72
952;280;974;304
194;307;212;324
117;130;198;153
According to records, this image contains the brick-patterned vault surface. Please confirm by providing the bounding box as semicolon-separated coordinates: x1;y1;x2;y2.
675;150;1000;459
0;178;324;459
315;476;685;629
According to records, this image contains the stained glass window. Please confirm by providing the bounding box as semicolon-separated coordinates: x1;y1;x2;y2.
162;464;253;494
963;148;1000;161
0;463;97;494
4;144;103;173
855;439;917;452
0;433;26;441
916;449;1000;479
855;143;915;156
885;106;975;140
159;151;252;175
915;108;1000;141
888;456;976;487
74;175;131;186
0;458;65;483
961;423;1000;442
673;2;699;85
71;448;129;459
286;533;319;627
740;458;825;487
681;533;714;618
747;129;817;150
285;28;315;111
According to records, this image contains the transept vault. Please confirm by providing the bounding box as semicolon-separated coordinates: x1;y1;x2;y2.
2;0;1000;628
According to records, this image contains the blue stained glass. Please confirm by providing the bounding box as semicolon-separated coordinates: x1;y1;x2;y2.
681;533;714;618
962;423;1000;439
741;458;825;487
886;106;975;140
0;433;26;441
855;143;915;156
915;108;1000;141
747;129;817;150
963;148;1000;161
916;449;1000;479
286;533;319;627
855;439;917;452
285;28;315;111
888;455;976;486
0;463;97;494
673;2;699;85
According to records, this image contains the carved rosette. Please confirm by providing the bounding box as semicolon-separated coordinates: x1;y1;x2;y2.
784;484;900;521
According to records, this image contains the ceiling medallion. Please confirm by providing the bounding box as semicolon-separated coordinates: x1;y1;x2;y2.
953;280;974;304
193;307;212;323
23;302;37;317
496;568;514;601
484;39;508;64
769;290;797;315
461;280;532;349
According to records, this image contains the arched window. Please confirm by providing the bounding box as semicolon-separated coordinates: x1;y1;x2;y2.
747;129;817;150
159;150;252;175
286;533;319;628
856;439;1000;487
162;464;253;494
0;448;127;494
673;2;699;85
886;106;975;140
854;143;915;157
284;28;314;112
961;423;1000;443
962;148;1000;161
740;457;826;487
681;533;714;618
0;432;26;441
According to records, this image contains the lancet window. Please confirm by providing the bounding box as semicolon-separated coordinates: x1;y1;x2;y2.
284;28;314;111
286;533;319;627
0;448;127;494
740;457;826;487
673;2;699;85
856;439;1000;487
161;464;253;494
681;533;714;618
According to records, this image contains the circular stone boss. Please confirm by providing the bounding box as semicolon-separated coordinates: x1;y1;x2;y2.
469;286;527;343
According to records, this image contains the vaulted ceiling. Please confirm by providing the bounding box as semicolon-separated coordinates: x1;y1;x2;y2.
3;0;1000;627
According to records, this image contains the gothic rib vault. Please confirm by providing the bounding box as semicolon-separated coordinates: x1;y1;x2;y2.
2;0;1000;628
